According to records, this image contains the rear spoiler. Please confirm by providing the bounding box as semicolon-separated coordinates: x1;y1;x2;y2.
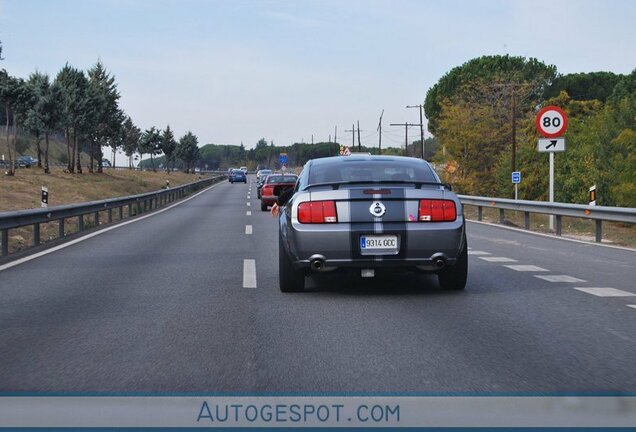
303;180;452;191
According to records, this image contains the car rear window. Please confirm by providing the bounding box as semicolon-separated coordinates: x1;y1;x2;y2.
266;175;298;183
308;160;438;184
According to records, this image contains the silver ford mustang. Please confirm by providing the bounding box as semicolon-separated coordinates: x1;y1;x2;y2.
277;155;467;292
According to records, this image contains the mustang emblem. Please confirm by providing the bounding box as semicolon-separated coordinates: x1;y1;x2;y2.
370;201;386;217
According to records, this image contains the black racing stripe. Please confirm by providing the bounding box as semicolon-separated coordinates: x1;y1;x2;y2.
350;222;376;260
347;188;408;260
380;189;408;261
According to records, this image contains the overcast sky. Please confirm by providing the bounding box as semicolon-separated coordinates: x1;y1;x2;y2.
1;0;635;150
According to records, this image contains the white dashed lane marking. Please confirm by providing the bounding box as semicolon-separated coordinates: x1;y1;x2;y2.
504;265;549;272
627;305;636;309
247;202;251;207
245;225;253;235
574;287;636;297
468;250;491;256
478;257;517;263
246;211;251;216
535;275;586;283
242;259;257;288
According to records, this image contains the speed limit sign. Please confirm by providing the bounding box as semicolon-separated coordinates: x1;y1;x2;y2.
536;105;568;138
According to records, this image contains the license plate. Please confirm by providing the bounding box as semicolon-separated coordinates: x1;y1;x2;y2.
360;235;399;255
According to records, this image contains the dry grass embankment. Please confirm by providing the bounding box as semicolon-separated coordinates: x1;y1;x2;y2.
0;168;205;212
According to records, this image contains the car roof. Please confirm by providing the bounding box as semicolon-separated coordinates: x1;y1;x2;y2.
308;154;431;167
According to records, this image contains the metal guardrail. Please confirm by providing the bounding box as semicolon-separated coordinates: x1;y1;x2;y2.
0;175;226;257
458;195;636;243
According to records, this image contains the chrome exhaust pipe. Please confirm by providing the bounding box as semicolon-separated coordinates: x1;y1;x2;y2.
309;255;326;272
433;258;446;269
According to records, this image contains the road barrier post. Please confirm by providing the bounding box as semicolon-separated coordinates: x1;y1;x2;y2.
33;223;40;246
2;229;8;256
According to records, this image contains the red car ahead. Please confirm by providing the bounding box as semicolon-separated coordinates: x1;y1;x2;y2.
260;174;298;211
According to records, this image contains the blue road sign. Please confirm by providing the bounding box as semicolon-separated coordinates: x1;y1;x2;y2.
279;154;288;165
512;171;521;184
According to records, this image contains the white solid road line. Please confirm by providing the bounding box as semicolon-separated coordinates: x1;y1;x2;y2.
468;250;491;256
478;257;517;263
504;265;549;272
574;287;636;297
246;211;251;216
243;259;257;288
245;225;253;235
0;180;225;273
627;305;636;309
535;275;586;283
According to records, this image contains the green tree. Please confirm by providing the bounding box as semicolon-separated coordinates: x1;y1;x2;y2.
139;126;162;172
55;64;90;173
120;115;141;169
544;72;623;102
24;71;51;169
160;125;177;173
87;60;121;173
425;55;557;135
176;131;200;173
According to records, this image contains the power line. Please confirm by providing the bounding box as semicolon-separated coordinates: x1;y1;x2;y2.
406;104;425;160
389;122;422;156
377;109;384;155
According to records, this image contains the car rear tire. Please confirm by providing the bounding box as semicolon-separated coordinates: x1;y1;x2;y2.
279;235;305;292
437;237;467;290
261;203;268;211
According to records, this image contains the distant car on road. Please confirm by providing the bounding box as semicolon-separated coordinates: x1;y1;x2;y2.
16;156;38;168
256;169;272;183
239;166;248;175
256;170;275;198
276;155;467;292
260;174;298;211
229;169;247;183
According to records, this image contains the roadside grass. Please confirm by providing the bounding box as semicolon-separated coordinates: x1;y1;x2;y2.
463;205;636;249
1;168;210;254
0;167;202;212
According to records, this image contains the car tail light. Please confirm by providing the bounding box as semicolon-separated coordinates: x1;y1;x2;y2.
262;185;274;196
418;199;456;222
298;201;338;223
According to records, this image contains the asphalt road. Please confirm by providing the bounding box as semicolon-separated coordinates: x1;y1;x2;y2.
1;176;635;393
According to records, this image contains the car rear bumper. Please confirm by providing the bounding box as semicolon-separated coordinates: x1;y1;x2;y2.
282;219;466;273
261;196;277;205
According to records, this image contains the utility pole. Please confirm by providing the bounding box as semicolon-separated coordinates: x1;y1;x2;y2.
390;122;421;156
377;109;384;155
357;120;361;151
334;125;337;156
406;104;425;160
311;134;314;145
490;82;533;193
344;123;355;149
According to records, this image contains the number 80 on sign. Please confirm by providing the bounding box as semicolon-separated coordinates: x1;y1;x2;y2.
536;105;568;138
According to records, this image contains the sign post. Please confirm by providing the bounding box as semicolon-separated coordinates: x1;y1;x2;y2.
41;186;49;208
536;106;568;230
511;171;521;200
589;185;597;206
279;153;288;171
